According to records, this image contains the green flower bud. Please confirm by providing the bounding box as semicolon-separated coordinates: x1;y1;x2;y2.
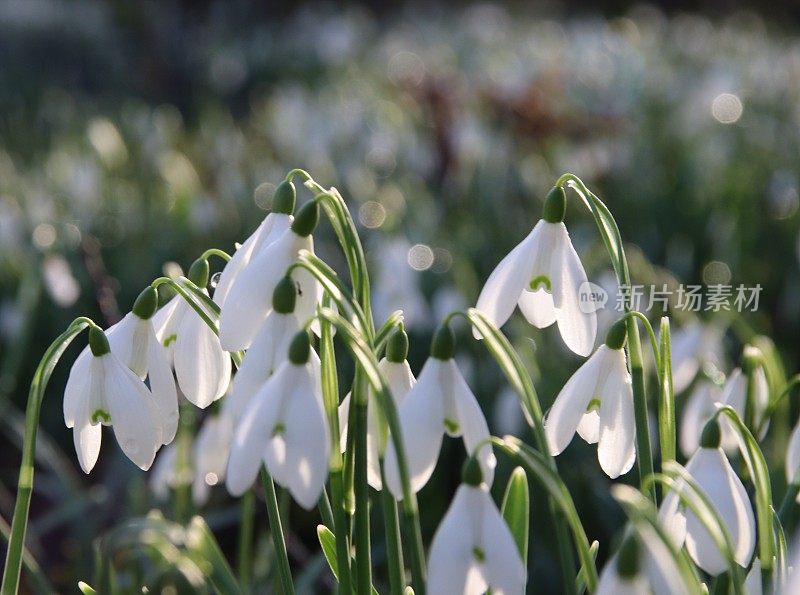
461;455;483;487
700;418;721;449
430;323;455;360
89;325;110;357
272;276;297;314
288;330;311;365
605;319;628;350
386;328;409;363
542;186;567;223
291;201;319;237
188;258;210;287
616;536;640;578
132;286;158;320
272;180;296;215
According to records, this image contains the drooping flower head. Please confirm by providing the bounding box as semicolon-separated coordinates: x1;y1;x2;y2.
544;319;635;478
385;323;496;498
219;200;323;351
213;180;296;308
427;456;525;595
339;328;416;490
64;325;163;473
475;186;596;356
226;330;330;509
659;419;755;576
153;258;232;409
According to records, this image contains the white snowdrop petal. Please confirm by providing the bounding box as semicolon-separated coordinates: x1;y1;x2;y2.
152;296;184;355
597;354;636;479
551;223;596;357
64;347;91;428
450;360;496;487
103;354;161;471
787;423;800;484
107;314;148;377
226;370;285;496
670;322;704;394
474;223;542;337
576;410;600;444
638;524;691;595
338;393;351;454
192;414;234;505
72;395;102;474
545;348;605;455
481;488;526;594
517;287;557;329
596;558;649;595
147;330;179;445
679;384;720;459
744;559;762;595
427;486;488;595
174;314;231;408
658;485;688;551
385;359;446;498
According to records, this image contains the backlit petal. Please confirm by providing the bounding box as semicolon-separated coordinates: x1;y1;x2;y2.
174;314;231;408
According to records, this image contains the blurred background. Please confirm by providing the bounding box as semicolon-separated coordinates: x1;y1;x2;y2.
1;0;799;592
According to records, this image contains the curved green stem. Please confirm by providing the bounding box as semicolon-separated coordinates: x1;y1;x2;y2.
380;462;405;595
2;317;96;595
201;248;232;263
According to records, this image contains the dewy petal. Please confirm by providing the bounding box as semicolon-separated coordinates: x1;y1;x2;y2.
226;369;286;496
517;287;557;329
227;312;297;421
174;311;231;408
787;422;800;484
551;223;596;357
427;485;488;595
214;213;292;307
147;329;179;445
679;383;721;458
107;313;149;378
64;347;91;428
218;230;302;351
683;448;756;575
102;353;162;471
545;347;605;455
385;358;446;498
266;363;330;509
480;485;526;594
474;223;543;337
450;360;496;488
597;349;635;479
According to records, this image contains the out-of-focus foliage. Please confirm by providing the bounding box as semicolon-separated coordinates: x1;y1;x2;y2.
1;1;799;591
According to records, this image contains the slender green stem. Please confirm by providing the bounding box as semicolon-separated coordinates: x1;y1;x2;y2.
380;463;405;595
352;374;372;594
657;317;676;472
201;248;232;262
260;470;295;595
237;490;256;593
2;317;94;595
329;470;353;594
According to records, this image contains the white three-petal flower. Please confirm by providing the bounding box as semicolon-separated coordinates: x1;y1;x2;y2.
338;358;416;490
659;446;755;575
427;483;525;595
226;359;330;509
544;344;635;478
64;348;162;473
384;357;496;498
475;220;596;356
153;294;232;409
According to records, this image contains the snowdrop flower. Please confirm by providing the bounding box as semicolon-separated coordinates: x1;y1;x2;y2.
226;331;330;509
426;456;525;595
786;417;800;486
717;352;769;446
63;326;162;473
659;419;756;575
475;186;596;356
149;443;188;500
596;537;650;595
371;238;430;330
192;412;234;506
226;276;303;421
213;180;295;308
338;329;416;490
670;320;725;394
219;200;323;351
385;324;496;498
153;259;232;409
679;382;723;458
544;320;635;478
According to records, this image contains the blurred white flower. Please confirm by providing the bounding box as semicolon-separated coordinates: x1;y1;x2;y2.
63;326;162;473
679;382;723;458
192;412;234;506
371;238;430;329
475;190;596;356
42;254;80;308
149;443;187;501
226;332;329;509
670;320;725;394
545;323;635;479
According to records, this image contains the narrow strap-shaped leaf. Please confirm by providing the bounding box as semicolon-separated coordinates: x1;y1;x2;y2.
317;526;380;595
185;516;242;595
574;541;598;595
500;467;530;563
658;317;675;466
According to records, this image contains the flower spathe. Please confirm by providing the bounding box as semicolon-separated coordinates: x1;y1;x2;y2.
338;357;416;490
384;328;496;498
153;292;232;409
544;343;636;479
475;215;596;356
63;327;162;473
226;346;329;509
659;439;755;575
427;482;525;595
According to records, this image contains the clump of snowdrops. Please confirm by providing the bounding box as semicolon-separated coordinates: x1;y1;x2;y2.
3;169;800;595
